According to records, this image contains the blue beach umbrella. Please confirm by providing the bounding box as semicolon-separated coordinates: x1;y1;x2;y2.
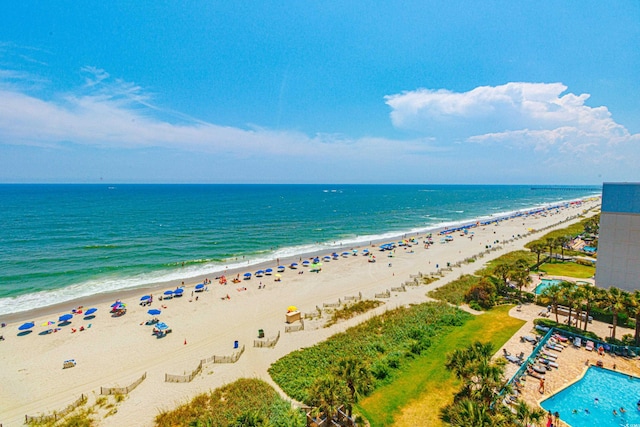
140;295;151;301
243;272;252;279
148;309;161;316
302;260;310;266
265;268;273;275
174;288;184;295
163;290;173;296
84;308;97;316
277;265;285;272
195;283;204;290
58;313;73;322
19;322;35;331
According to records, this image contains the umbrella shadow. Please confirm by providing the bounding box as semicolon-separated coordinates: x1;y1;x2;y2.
39;329;53;336
83;315;96;320
17;330;33;336
58;321;71;327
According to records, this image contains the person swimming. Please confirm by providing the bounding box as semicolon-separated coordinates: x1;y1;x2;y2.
620;407;626;413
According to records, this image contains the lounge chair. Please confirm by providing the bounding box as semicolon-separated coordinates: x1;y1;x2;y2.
585;340;594;351
505;354;521;365
573;337;582;348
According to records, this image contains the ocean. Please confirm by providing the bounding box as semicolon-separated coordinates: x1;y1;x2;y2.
0;184;600;315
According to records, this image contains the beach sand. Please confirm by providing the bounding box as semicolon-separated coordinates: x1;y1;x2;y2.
0;199;600;426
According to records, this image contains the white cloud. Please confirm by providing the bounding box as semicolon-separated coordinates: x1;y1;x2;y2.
0;65;440;167
385;82;640;158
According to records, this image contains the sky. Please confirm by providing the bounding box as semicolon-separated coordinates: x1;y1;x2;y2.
0;1;639;184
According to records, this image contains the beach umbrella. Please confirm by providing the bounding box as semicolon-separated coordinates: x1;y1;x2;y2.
243;272;252;278
163;290;173;296
265;268;273;275
140;295;151;301
277;265;285;271
84;308;97;316
58;313;73;322
148;309;161;316
287;305;297;312
195;283;204;290
174;288;184;295
275;274;282;278
19;322;35;330
290;262;298;267
111;300;124;307
41;321;55;327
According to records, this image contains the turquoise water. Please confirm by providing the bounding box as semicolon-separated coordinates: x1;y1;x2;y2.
0;184;599;315
541;367;640;427
536;278;562;295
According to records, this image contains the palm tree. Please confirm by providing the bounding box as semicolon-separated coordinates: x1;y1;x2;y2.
545;237;555;260
446;342;504;403
631;291;640;345
514;400;545;427
540;283;562;323
511;269;531;299
529;242;546;267
440;398;496;427
332;356;373;417
555;235;571;260
603;287;629;340
559;281;578;327
493;263;512;290
307;375;348;423
581;284;599;332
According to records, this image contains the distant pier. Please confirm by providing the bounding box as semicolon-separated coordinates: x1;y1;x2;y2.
530;186;602;192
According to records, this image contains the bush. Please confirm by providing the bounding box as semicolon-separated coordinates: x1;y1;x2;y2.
464;277;496;310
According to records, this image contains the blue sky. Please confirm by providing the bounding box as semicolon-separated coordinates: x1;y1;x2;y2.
0;1;638;184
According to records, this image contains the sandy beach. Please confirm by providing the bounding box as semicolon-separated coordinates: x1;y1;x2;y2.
0;199;600;426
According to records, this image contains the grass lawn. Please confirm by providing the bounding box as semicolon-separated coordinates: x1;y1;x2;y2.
355;305;525;427
537;261;595;279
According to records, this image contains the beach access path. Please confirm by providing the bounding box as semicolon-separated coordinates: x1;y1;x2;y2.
0;199;600;426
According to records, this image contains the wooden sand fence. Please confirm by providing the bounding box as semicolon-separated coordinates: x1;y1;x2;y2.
25;394;87;424
304;307;322;320
285;319;304;333
404;278;420;286
201;344;245;364
165;361;203;383
100;372;147;395
323;299;342;308
375;289;391;299
390;284;406;292
254;330;280;348
342;291;362;302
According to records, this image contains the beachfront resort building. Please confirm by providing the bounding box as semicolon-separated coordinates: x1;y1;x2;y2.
595;182;640;292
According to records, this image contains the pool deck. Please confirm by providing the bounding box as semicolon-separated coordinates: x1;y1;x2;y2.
497;303;640;427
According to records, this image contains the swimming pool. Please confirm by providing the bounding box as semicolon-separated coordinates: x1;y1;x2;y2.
535;278;562;295
540;367;640;427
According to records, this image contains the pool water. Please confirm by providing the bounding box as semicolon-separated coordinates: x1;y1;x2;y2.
540;367;640;427
535;278;562;295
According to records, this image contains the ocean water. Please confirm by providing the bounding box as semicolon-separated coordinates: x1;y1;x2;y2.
0;184;600;315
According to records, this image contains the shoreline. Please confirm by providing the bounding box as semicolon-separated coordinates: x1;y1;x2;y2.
0;197;597;324
0;198;600;427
